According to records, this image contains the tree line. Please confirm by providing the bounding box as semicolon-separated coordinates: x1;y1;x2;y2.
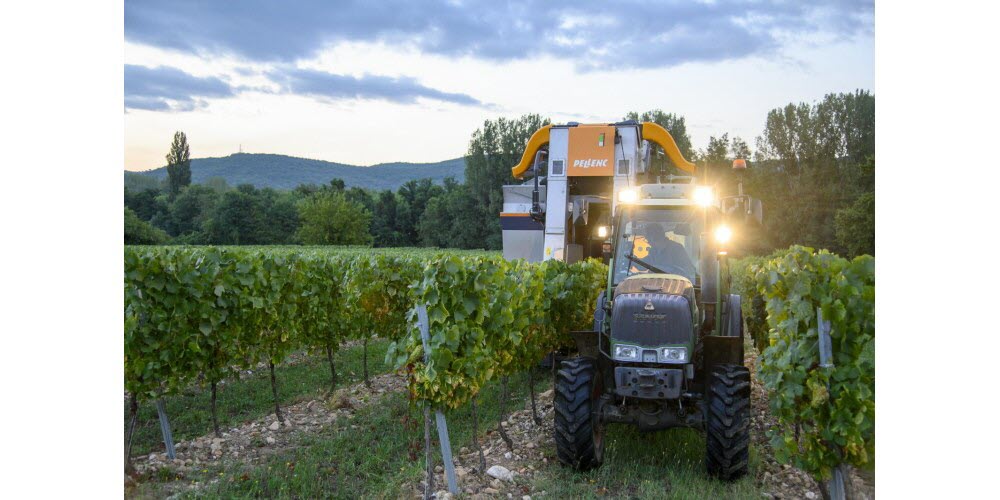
126;90;874;257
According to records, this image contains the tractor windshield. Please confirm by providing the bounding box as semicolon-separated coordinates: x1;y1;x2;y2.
613;206;701;284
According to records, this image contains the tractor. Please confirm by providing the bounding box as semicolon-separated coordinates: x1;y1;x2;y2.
499;121;762;480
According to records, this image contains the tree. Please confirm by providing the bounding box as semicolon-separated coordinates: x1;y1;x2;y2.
345;187;374;212
263;190;301;243
417;178;491;249
203;184;268;244
165;131;192;196
125;188;167;221
730;137;752;162
371;190;407;246
625;110;694;174
125;207;169;244
750;90;875;254
297;191;372;245
168;185;219;238
203;176;230;193
329;178;346;191
396;178;444;245
464;114;550;249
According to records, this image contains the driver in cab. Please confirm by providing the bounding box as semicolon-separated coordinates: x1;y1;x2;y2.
630;223;697;280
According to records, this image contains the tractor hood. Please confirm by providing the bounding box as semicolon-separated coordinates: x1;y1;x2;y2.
610;274;698;353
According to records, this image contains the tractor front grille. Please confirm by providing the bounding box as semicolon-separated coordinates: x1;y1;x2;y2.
610;292;693;347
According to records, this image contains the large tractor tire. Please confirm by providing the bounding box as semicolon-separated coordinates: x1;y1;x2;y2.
705;364;751;480
554;357;604;470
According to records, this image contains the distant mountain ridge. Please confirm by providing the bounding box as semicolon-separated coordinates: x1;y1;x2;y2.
127;153;466;191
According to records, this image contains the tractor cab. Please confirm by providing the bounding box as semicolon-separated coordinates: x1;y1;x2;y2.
612;201;703;284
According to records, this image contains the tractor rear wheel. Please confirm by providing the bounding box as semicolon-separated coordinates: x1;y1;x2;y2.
554;357;603;470
705;364;751;480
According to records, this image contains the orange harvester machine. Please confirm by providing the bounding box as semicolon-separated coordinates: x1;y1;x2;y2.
500;121;695;262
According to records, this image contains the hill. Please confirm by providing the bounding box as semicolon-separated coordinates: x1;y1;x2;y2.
126;153;466;191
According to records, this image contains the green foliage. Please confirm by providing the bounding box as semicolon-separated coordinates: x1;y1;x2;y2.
296;190;372;245
167;184;219;238
731;249;793;353
125;187;167;222
125;171;164;192
124;246;497;406
386;257;608;410
370;190;408;246
125;207;169;245
165;131;192;196
464;114;551;249
344;255;423;344
835;191;875;258
124;248;233;398
416;178;491;249
749;90;875;255
753;246;875;480
625;110;693;158
625;110;694;173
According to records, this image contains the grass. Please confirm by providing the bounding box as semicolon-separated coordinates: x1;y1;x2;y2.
125;339;392;457
144;370;547;498
530;425;761;499
132;364;763;499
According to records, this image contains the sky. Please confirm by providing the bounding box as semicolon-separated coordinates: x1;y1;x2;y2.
123;0;874;171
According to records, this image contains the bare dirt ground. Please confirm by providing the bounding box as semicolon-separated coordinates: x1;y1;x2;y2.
126;370;405;497
414;346;874;499
128;345;873;499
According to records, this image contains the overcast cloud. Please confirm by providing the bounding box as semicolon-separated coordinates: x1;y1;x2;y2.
125;1;873;68
123;0;873;169
124;64;235;111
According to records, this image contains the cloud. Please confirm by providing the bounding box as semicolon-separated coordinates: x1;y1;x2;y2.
270;67;481;106
124;63;483;112
125;1;874;69
125;64;235;111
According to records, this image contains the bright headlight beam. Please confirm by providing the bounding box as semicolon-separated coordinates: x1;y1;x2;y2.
693;186;713;207
715;225;732;244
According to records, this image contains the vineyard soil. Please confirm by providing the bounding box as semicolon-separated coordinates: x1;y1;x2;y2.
125;339;390;458
127;337;872;498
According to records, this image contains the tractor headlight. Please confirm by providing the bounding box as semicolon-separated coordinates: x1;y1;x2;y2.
613;344;640;361
618;189;638;204
660;347;687;363
714;225;732;244
693;186;714;207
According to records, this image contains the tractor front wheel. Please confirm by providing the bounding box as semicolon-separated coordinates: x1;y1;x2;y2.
554;357;604;470
705;364;751;480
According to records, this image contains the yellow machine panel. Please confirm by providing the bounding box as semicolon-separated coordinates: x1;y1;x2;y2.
567;125;615;177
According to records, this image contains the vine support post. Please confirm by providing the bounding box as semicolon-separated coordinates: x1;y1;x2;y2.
497;376;514;451
817;307;850;500
416;305;458;495
155;399;176;460
210;380;221;437
125;394;139;472
423;405;433;499
325;343;337;395
269;360;284;422
471;397;487;472
363;337;370;387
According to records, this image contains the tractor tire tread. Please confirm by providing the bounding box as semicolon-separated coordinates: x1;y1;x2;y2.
705;364;751;481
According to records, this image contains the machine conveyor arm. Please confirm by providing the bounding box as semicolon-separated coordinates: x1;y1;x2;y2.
640;122;697;174
511;125;552;178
